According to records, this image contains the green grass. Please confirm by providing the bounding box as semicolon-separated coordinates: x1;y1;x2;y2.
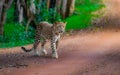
0;23;34;48
65;0;105;30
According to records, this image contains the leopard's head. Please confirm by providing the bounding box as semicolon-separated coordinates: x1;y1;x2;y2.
52;22;67;35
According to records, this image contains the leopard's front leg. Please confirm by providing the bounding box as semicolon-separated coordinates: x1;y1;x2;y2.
51;37;59;59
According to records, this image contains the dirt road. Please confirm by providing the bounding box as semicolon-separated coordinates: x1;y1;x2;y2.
0;30;120;75
1;0;120;75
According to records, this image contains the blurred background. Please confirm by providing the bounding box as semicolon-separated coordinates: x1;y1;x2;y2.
0;0;116;48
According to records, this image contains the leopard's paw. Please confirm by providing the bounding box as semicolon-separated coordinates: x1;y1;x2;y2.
40;49;47;56
52;52;58;59
34;50;40;56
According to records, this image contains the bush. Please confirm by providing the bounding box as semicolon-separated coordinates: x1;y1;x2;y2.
6;5;14;23
35;1;62;23
0;23;34;48
65;0;105;30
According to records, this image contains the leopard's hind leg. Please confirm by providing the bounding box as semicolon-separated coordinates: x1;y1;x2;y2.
40;40;47;56
32;29;41;56
32;39;40;56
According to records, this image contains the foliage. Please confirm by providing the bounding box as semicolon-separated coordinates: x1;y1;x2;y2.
65;0;105;30
35;1;62;23
0;0;105;48
6;5;15;23
0;23;34;48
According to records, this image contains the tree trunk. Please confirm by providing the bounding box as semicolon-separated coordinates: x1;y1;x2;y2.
7;0;14;8
26;0;36;37
0;0;6;36
0;9;5;36
0;0;13;36
14;0;27;23
0;0;4;21
56;0;61;14
14;0;19;22
47;0;50;9
69;0;75;16
0;0;4;35
49;0;56;9
61;0;67;18
66;0;75;17
0;23;3;36
19;6;24;24
21;0;28;22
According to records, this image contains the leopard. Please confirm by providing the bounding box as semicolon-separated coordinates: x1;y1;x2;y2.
21;21;67;59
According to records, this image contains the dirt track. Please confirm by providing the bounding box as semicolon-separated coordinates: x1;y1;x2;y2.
0;30;120;75
1;0;120;75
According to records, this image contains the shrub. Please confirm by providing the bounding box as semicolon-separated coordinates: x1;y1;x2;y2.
35;1;62;23
0;23;34;48
65;0;105;30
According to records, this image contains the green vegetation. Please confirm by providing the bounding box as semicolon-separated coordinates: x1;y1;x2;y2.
65;0;105;30
0;23;34;48
0;0;105;48
35;1;62;23
6;5;14;23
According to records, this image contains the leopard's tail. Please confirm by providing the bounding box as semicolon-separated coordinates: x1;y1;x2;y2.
21;47;33;52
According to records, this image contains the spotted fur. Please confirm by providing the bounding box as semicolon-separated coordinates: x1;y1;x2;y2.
21;21;66;58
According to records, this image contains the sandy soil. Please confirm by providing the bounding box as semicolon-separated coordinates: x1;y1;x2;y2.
1;0;120;75
0;30;120;75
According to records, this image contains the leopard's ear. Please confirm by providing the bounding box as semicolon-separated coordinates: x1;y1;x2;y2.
54;22;59;24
